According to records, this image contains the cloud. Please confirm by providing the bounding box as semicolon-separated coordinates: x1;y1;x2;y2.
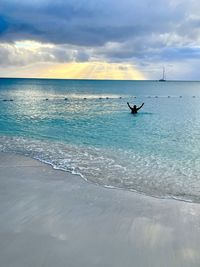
0;0;200;79
0;41;91;66
0;0;196;46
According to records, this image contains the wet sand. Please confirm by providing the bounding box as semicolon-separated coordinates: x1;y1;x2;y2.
0;152;200;267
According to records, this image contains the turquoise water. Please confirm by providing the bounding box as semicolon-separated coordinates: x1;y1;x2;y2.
1;78;200;202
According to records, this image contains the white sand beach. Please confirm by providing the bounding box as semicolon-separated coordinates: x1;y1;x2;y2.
1;152;200;267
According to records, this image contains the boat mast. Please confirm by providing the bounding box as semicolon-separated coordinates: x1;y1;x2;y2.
162;67;165;80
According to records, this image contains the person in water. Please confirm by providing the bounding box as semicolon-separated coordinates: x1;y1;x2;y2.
127;102;144;114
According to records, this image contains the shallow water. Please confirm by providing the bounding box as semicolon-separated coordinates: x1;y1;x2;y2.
1;78;200;202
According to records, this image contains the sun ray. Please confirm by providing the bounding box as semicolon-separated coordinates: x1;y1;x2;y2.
0;61;145;80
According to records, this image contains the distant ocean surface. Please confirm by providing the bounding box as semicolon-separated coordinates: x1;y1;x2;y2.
1;78;200;202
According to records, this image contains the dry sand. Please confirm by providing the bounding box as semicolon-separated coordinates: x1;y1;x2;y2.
0;152;200;267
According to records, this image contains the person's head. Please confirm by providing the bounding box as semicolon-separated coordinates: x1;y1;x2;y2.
133;105;137;109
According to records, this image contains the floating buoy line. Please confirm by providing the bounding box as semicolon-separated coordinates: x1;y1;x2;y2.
1;95;199;102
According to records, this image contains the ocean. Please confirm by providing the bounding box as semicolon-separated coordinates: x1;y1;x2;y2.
1;78;200;202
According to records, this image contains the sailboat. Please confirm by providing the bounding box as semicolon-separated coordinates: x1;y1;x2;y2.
159;67;166;82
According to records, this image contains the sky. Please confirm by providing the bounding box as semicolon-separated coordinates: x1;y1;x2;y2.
0;0;200;80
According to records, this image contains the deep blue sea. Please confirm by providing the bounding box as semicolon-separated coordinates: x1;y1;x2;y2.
1;78;200;202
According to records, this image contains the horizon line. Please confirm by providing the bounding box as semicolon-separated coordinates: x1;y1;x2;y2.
0;77;200;82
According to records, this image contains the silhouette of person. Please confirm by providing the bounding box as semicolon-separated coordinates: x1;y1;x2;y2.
127;102;144;114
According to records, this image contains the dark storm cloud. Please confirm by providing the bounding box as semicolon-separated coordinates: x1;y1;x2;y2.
0;0;110;45
0;0;189;46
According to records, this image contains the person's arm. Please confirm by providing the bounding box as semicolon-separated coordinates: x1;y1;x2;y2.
136;103;144;111
127;102;132;110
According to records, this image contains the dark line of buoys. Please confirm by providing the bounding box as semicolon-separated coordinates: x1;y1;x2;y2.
42;97;118;101
2;95;199;103
2;99;13;101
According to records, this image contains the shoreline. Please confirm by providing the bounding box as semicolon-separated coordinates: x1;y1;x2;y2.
3;150;196;205
2;150;195;204
1;152;200;266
